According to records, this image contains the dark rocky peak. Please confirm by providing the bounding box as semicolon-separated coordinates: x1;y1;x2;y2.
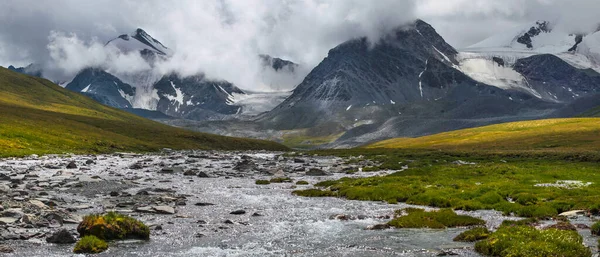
259;55;298;72
517;21;552;48
105;28;173;57
131;28;171;56
328;19;458;65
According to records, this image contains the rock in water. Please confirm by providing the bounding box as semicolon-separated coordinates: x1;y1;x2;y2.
366;224;391;230
183;170;196;176
306;168;328;176
230;210;246;215
66;161;77;169
153;206;176;214
0;217;17;225
46;229;76;244
0;245;14;253
160;167;184;173
197;172;210;178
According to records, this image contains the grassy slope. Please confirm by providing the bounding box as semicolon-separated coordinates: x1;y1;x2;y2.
0;67;287;157
368;118;600;152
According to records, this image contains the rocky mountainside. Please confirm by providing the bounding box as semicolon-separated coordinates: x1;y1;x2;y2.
65;68;136;109
260;20;550;131
153;73;245;119
250;19;600;148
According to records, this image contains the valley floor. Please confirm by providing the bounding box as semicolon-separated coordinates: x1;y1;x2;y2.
0;150;599;256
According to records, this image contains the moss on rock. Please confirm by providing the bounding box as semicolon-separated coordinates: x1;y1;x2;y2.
255;180;270;185
77;212;150;241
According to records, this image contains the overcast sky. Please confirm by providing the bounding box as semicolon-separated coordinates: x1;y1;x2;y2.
1;0;599;90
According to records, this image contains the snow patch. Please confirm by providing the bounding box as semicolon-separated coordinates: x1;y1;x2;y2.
457;55;542;98
346;105;352;111
81;84;91;93
164;81;185;108
418;60;428;98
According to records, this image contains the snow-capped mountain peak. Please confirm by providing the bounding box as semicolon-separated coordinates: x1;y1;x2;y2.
106;28;174;57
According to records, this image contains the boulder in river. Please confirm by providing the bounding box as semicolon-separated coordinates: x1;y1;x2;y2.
46;229;76;244
230;210;246;215
66;161;77;169
306;168;329;176
153;206;176;214
160;167;184;173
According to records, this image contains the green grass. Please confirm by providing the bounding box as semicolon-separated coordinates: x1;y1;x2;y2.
255;180;271;185
453;227;491;242
296;180;309;185
368;118;600;153
592;221;600;236
0;67;287;157
388;209;484;229
77;212;149;240
294;149;600;219
474;225;591;257
73;235;108;254
281;129;344;149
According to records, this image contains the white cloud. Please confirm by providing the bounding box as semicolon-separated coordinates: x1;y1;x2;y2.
0;0;599;90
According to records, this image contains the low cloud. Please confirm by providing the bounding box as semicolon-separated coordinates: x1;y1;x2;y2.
1;0;599;90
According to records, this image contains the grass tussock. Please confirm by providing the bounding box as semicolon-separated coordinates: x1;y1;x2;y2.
453;227;491;242
292;189;337;197
388;209;484;229
475;225;591;257
73;235;108;254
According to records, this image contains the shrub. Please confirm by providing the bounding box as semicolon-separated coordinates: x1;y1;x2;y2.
453;227;491;242
292;189;337;197
296;180;309;185
592;221;600;236
475;225;591;257
73;235;108;254
255;180;270;185
77;212;150;240
388;209;484;229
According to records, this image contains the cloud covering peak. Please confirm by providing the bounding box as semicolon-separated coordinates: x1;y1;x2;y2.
1;0;599;91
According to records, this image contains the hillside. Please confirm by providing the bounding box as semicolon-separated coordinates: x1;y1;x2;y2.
367;118;600;152
0;67;287;157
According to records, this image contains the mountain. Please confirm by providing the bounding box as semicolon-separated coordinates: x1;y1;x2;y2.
0;67;286;157
65;68;136;108
241;19;600;148
260;20;553;135
106;28;174;57
259;54;298;72
153;73;245;119
7;64;42;77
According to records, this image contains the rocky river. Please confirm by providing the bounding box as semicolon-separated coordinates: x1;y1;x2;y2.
0;151;597;256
